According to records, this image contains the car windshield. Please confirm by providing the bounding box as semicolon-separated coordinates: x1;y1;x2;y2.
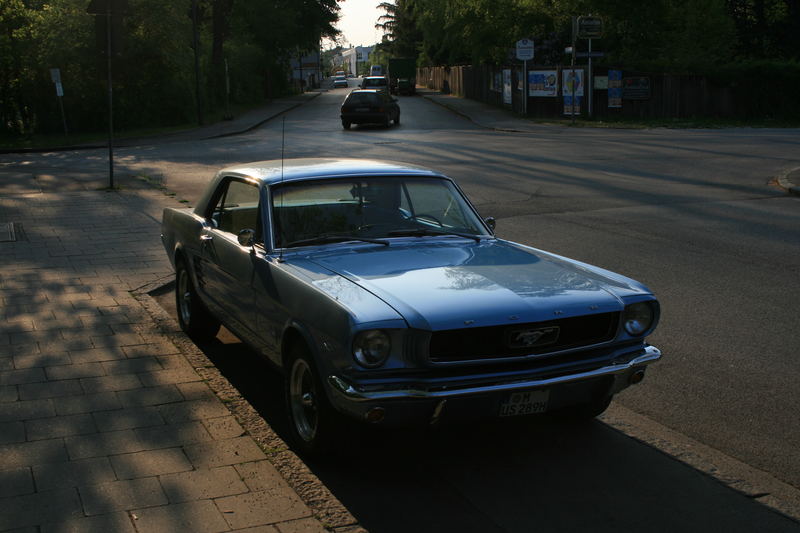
363;78;386;87
271;176;489;248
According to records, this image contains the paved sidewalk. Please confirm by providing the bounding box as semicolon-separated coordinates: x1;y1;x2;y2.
0;145;359;530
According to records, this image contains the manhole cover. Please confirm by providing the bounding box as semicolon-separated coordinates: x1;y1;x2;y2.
0;222;16;242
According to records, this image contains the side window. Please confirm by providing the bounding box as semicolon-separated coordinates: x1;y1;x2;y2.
209;179;261;241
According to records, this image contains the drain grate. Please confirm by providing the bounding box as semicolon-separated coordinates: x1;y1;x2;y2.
0;222;16;242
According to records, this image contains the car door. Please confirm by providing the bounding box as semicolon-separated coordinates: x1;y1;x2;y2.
198;176;262;337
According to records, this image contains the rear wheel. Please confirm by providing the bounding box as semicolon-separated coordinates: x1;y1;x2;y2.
285;343;340;457
175;258;220;341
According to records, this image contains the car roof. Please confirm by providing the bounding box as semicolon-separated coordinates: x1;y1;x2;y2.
220;158;443;185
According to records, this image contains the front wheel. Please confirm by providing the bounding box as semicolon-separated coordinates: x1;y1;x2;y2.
285;344;340;457
175;258;220;341
342;121;351;129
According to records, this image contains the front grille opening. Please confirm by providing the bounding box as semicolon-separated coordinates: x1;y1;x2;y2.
429;312;619;363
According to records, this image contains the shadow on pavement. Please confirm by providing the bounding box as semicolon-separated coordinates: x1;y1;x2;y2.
149;283;799;533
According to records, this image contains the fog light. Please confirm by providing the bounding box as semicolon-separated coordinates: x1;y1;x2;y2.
365;407;385;424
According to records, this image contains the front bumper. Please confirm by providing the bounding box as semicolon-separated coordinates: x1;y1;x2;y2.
326;345;661;424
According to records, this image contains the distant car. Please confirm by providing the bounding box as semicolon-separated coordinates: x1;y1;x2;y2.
370;64;383;76
340;89;400;129
333;75;348;89
160;158;662;456
360;76;389;92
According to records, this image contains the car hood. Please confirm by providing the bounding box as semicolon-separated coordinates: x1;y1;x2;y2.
303;239;652;331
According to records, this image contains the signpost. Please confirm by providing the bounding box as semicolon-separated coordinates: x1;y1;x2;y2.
576;15;603;117
50;68;68;136
516;39;534;115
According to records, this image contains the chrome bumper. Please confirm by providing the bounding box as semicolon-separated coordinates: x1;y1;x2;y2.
328;345;661;402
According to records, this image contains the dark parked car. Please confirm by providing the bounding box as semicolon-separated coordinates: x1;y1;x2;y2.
160;158;662;456
340;89;400;129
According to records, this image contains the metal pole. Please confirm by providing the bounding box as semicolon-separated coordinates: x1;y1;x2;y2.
571;17;576;125
588;38;593;117
523;59;527;116
106;5;114;188
191;0;203;125
58;95;68;136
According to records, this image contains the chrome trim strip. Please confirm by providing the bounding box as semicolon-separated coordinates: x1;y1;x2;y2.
328;345;661;402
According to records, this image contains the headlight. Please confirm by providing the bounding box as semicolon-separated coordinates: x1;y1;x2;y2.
352;330;391;368
623;302;655;336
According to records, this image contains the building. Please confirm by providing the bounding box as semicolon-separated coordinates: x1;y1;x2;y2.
290;49;322;90
341;45;373;77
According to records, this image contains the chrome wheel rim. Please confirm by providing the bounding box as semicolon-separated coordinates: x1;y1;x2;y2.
289;358;318;442
177;269;192;326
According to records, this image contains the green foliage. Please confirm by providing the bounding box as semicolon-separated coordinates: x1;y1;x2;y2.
1;0;340;138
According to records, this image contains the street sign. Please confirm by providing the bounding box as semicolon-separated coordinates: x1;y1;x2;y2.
516;39;534;61
577;16;603;39
50;68;61;84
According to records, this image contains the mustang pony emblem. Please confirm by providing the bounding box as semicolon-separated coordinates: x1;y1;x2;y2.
510;326;560;348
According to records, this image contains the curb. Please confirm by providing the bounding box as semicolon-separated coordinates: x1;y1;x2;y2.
0;92;322;155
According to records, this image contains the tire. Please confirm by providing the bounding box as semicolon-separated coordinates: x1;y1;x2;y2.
284;343;340;457
175;258;220;341
342;121;351;129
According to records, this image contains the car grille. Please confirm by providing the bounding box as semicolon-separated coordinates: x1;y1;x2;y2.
428;312;620;363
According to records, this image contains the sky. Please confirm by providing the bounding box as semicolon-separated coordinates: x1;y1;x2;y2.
330;0;385;49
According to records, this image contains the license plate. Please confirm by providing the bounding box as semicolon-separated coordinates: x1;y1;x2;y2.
499;389;549;417
355;107;369;112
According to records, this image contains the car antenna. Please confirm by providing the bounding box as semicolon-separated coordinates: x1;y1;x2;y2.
277;116;286;263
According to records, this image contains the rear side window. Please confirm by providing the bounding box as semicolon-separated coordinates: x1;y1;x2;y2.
209;178;261;241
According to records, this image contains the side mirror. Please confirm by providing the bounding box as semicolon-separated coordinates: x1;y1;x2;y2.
238;228;256;247
484;217;496;232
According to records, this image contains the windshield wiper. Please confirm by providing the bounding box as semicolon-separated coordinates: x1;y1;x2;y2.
284;234;389;249
387;228;482;242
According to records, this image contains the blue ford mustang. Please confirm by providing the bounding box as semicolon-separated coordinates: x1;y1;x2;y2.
161;158;661;455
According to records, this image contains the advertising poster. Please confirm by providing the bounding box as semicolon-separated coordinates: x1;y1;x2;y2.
529;70;558;97
503;69;512;105
608;69;622;108
562;68;584;115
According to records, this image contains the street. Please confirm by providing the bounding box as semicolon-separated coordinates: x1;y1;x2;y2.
3;84;800;530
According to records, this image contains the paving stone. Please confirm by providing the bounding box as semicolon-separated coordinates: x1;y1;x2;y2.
204;416;246;440
160;466;249;503
101;357;163;375
124;341;181;359
68;347;127;364
25;413;97;440
90;333;147;348
0;398;55;422
0;356;12;370
138;367;202;387
45;362;106;380
80;477;167;515
158;398;231;424
214;488;311;530
117;384;184;408
235;461;293;493
0;488;83;530
130;499;230;533
19;378;83;400
0;438;69;468
0;367;46;386
184;437;267;469
13;352;71;369
80;373;143;393
32;456;117;490
0;420;25;444
55;391;122;415
134;419;213;448
110;447;193;480
275;518;329;533
1;384;19;402
40;511;137;533
0;342;39;357
92;406;165;432
0;467;35;498
65;429;145;460
176;381;216;401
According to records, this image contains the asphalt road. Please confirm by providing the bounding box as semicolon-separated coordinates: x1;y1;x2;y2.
4;82;800;529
